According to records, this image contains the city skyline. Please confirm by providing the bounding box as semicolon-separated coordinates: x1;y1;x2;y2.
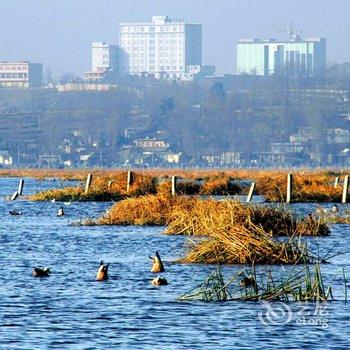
0;0;349;77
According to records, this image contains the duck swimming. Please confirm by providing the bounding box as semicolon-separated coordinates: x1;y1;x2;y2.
331;204;339;213
96;261;109;281
57;207;65;216
33;267;51;277
9;210;22;216
149;251;165;273
152;276;168;286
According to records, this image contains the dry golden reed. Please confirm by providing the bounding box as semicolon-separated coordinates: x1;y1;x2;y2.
8;168;345;202
179;224;317;265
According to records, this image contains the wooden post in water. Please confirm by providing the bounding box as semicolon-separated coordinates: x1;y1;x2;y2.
10;191;19;201
108;180;113;189
286;173;293;203
246;182;255;203
85;174;92;193
342;175;349;203
18;179;24;196
334;177;339;188
171;176;177;196
126;171;133;193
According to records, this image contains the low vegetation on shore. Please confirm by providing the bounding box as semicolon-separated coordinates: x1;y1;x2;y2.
21;168;347;203
255;172;343;202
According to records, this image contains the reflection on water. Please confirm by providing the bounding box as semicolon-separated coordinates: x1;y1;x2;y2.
0;178;349;349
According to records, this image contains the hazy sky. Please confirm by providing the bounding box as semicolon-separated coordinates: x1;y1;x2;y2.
0;0;349;77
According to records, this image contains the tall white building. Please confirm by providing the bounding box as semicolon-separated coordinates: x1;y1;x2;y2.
84;42;120;83
119;16;204;79
92;42;119;71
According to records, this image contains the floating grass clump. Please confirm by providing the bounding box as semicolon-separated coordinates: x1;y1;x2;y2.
178;264;343;302
96;194;329;239
97;193;192;225
165;199;329;237
179;224;321;265
28;186;123;202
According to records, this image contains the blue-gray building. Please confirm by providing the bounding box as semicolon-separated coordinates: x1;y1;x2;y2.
237;31;326;79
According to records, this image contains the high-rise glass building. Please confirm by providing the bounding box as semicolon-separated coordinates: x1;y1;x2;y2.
119;16;203;79
237;32;326;79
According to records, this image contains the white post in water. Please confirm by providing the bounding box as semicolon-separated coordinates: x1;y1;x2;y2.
108;180;113;189
171;176;177;196
126;171;133;193
18;179;24;196
286;173;293;203
334;177;339;188
246;182;255;203
10;191;19;201
85;174;92;193
342;175;349;203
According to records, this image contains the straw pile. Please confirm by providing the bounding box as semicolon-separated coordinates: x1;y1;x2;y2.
28;186;122;202
165;199;330;237
97;193;196;225
179;224;318;265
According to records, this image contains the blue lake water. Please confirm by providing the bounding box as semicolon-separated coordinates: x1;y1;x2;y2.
0;178;349;349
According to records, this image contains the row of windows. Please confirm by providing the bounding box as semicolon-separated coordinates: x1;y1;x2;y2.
0;73;28;79
0;66;28;71
129;65;184;71
122;42;183;47
126;53;183;64
131;58;183;64
122;33;183;39
122;26;184;33
121;36;183;44
123;46;184;52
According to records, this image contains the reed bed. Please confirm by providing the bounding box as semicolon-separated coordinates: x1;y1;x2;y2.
165;199;330;237
28;186;123;202
198;174;241;195
19;168;346;202
97;192;195;225
178;264;344;302
254;172;343;202
179;224;321;265
28;173;158;201
95;194;328;237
